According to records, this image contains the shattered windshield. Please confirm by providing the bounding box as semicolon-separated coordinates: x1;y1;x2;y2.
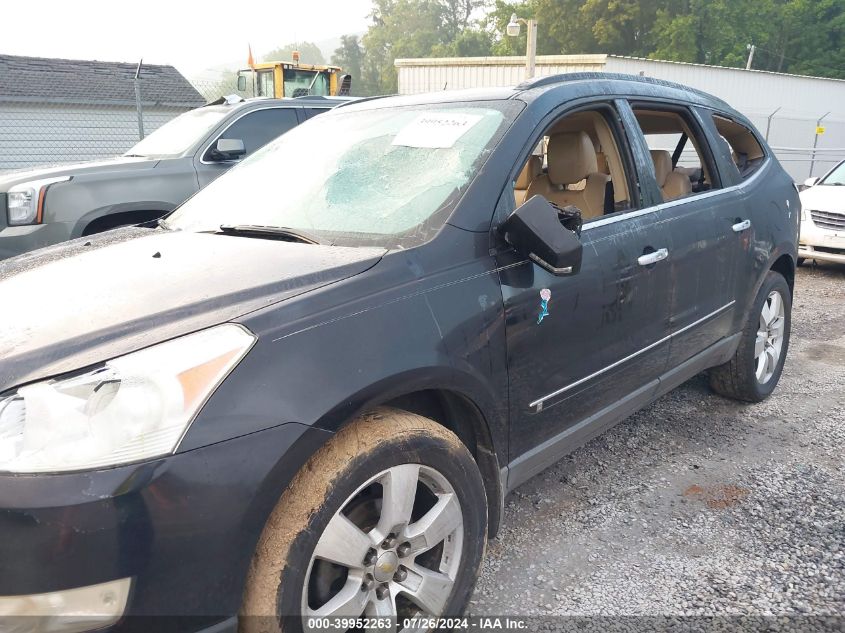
166;102;517;247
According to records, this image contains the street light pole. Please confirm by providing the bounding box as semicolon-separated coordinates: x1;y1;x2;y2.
745;44;756;70
525;19;537;79
507;13;538;80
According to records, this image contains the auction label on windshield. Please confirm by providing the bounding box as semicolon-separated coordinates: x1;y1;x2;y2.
392;112;483;148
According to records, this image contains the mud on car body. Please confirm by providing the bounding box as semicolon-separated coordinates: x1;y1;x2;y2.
0;73;799;633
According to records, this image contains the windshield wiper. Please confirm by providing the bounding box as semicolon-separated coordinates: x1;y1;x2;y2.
124;153;147;158
217;224;324;245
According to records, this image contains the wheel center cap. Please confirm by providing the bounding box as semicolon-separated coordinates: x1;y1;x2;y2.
373;551;399;582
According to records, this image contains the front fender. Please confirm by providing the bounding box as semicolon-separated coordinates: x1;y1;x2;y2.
70;201;176;237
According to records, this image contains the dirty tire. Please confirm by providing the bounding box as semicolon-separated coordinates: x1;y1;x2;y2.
239;407;487;633
710;271;792;402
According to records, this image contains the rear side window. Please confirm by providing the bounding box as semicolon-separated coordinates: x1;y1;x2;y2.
630;107;720;202
711;115;766;180
205;108;300;160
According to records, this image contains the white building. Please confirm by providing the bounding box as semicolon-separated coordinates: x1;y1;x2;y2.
0;54;205;172
395;54;845;181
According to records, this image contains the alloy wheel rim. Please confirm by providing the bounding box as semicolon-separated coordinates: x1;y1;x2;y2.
755;290;785;384
301;464;463;632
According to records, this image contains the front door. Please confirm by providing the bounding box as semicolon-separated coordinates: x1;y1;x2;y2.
498;209;674;485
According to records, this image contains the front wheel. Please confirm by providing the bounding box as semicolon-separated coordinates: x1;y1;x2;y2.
240;408;488;633
710;271;792;402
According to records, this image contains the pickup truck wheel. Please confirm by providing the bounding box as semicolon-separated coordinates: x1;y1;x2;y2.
239;408;487;633
709;271;791;402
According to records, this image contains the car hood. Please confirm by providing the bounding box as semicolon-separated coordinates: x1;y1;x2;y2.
800;185;845;213
0;228;385;391
0;156;156;191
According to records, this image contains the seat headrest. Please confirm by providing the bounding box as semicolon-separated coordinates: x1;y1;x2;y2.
663;171;692;201
516;155;542;189
650;150;672;188
548;132;598;186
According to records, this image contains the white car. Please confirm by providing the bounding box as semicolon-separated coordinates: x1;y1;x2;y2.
799;159;845;265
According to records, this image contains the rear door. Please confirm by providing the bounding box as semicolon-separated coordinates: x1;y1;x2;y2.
621;100;739;368
195;107;302;188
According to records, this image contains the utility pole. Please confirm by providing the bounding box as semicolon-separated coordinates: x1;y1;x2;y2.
507;14;538;80
809;112;830;178
134;58;145;140
745;44;756;70
525;19;538;79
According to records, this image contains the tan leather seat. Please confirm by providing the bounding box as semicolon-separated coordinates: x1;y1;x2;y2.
514;155;542;205
650;150;692;201
524;131;610;219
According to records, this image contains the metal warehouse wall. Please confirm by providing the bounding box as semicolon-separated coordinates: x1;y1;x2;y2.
396;55;845;181
396;55;607;94
0;104;184;172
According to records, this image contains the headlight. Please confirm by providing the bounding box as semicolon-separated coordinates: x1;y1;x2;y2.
7;175;71;225
0;324;254;473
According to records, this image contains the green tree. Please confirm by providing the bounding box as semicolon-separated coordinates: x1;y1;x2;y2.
362;0;450;93
263;42;325;65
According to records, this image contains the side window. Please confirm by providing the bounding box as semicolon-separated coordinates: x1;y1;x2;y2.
206;108;299;160
512;107;637;222
631;107;720;202
711;114;766;180
256;71;275;98
303;107;331;119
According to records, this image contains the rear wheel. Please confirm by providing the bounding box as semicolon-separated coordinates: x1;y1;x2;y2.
240;408;487;633
710;271;791;402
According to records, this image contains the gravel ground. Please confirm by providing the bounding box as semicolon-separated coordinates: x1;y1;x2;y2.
469;262;845;626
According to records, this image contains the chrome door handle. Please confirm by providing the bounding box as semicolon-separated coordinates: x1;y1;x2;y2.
732;219;751;232
638;248;669;266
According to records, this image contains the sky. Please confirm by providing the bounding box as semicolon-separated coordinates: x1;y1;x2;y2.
2;0;373;77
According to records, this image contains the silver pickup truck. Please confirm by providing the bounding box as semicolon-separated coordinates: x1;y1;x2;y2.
0;95;350;259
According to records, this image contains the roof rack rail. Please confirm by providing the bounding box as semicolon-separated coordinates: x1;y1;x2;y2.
334;94;395;108
515;72;728;106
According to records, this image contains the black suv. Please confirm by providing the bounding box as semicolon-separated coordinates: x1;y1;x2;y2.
0;95;351;259
0;74;799;633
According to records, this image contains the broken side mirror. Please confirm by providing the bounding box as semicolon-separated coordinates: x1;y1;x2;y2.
210;138;246;161
500;195;583;275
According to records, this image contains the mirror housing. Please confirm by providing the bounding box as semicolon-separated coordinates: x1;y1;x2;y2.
802;176;820;190
210;138;246;161
500;196;583;275
237;75;247;91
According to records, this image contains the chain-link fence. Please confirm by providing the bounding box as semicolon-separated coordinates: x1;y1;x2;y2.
0;62;247;175
732;108;845;182
0;70;323;175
